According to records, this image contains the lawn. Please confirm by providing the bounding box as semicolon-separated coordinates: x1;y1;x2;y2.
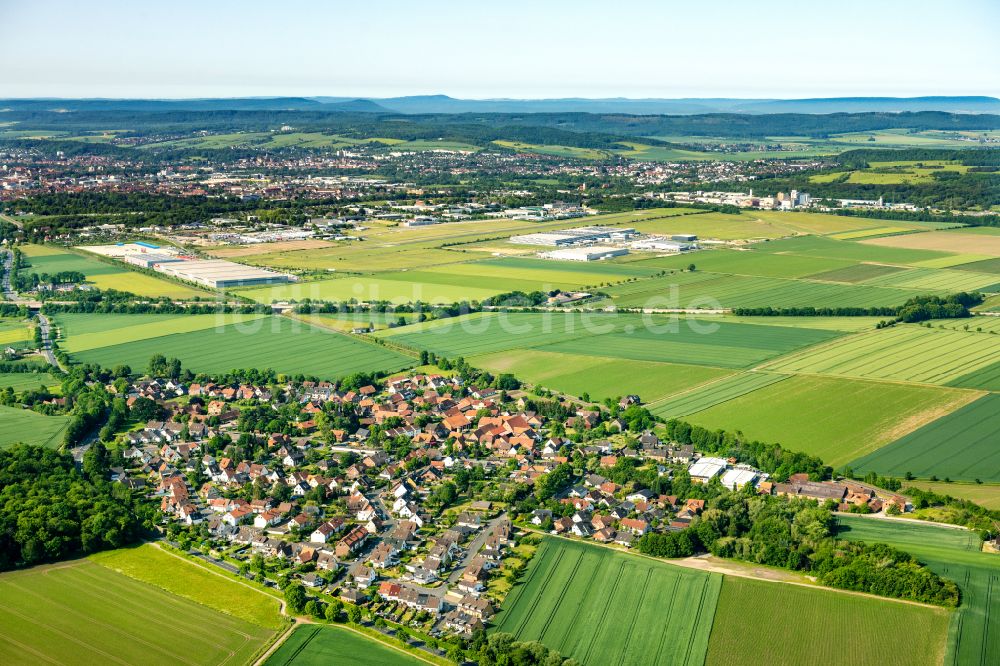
849;394;1000;482
382;312;840;369
90;544;285;630
766;325;1000;388
264;625;424;666
493;537;721;666
0;558;277;666
0;404;70;449
836;515;1000;666
684;375;976;467
468;348;732;403
62;314;414;379
704;576;949;666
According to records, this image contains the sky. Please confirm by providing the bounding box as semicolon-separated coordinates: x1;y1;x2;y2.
1;0;998;99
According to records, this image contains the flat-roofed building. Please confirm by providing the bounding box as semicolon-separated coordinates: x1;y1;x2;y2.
157;259;291;289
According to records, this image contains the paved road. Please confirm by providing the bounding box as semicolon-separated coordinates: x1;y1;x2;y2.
0;248;15;300
446;512;508;585
36;313;66;371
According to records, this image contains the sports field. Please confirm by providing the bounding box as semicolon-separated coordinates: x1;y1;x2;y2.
0;559;277;666
849;394;1000;482
704;576;949;666
493;537;721;666
263;625;424;666
0;404;70;449
382;312;840;369
20;244;207;298
59;314;414;379
766;325;1000;389
836;515;1000;666
684;375;976;467
468;348;732;403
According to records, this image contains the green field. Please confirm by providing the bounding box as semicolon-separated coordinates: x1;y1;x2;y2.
0;318;33;349
836;515;1000;666
468;348;732;403
850;394;1000;482
684;375;976;467
648;371;789;418
55;312;269;352
238;275;504;304
633;248;857;278
755;234;949;264
0;404;70;449
264;625;423;666
901;480;1000;511
807;262;909;283
90;544;285;629
493;537;721;666
60;314;414;379
0;558;277;666
382;312;840;369
705;576;949;666
603;271;926;310
20;244;208;299
0;371;59;391
767;325;1000;388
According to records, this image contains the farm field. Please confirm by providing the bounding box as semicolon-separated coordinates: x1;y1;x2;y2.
648;371;788;419
684;375;976;467
0;404;70;449
951;257;1000;274
0;317;32;348
603;270;925;309
424;255;662;288
60;314;414;379
849;394;1000;483
766;325;1000;389
806;262;909;283
0;559;277;666
827;226;917;240
625;211;794;240
858;267;1000;292
382;312;841;369
0;371;59;391
493;537;721;666
901;480;1000;511
704;576;949;666
862;231;1000;257
468;349;732;403
755;234;949;264
632;248;856;278
20;244;208;298
90;544;285;629
294;311;418;333
836;515;1000;666
238;275;505;304
263;625;423;666
54;312;268;352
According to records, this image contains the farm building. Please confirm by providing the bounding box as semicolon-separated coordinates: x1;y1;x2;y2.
157;259;291;289
541;246;629;262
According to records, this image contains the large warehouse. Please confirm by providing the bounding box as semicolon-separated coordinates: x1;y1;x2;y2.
157;259;291;289
509;225;637;246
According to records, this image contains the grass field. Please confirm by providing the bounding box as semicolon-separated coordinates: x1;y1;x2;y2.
0;371;59;391
766;325;1000;388
264;625;424;666
901;480;1000;511
0;317;32;348
632;248;857;278
0;558;277;666
55;312;268;352
603;270;925;310
756;234;949;264
704;576;949;666
493;537;721;666
849;394;1000;482
382;312;840;369
61;314;414;379
836;515;1000;666
648;371;789;419
90;544;285;630
0;404;70;449
238;275;505;304
468;348;732;403
684;375;976;467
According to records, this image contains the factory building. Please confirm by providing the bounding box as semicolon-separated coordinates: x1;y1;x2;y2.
157;260;291;289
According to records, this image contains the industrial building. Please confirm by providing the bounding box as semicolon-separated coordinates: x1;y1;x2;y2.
157;259;291;289
509;226;637;247
540;246;629;262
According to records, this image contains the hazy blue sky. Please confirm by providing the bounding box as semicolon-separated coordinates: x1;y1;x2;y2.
1;0;997;99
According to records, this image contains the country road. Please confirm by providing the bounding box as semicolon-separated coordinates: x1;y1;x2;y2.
36;313;67;372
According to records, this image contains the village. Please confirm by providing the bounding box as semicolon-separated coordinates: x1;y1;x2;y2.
101;366;914;640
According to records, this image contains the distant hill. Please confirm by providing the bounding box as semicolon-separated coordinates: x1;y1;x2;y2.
319;95;1000;116
0;97;326;112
